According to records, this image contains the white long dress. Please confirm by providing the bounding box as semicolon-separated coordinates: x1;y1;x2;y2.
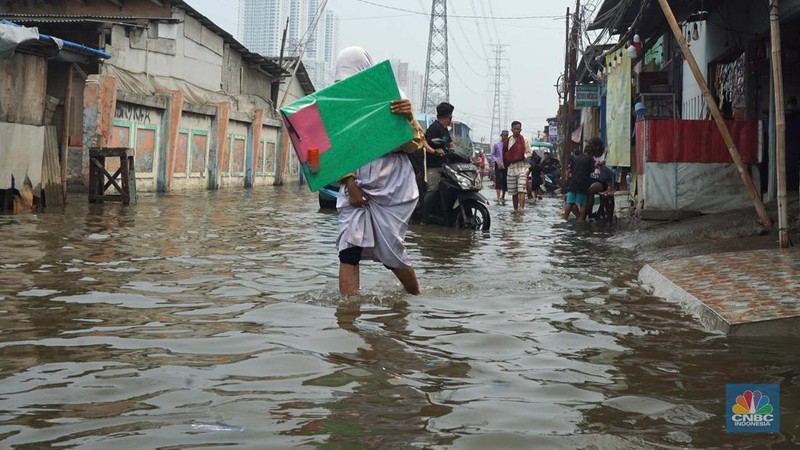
336;152;419;269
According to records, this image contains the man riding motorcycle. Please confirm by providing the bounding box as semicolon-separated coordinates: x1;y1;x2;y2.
422;102;454;224
540;151;561;193
416;102;490;230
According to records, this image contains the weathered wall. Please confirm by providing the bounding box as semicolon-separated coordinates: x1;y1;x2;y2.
110;99;165;192
242;66;273;101
105;11;224;94
221;45;242;95
218;119;250;189
253;124;279;186
171;110;213;190
0;53;47;125
176;11;225;91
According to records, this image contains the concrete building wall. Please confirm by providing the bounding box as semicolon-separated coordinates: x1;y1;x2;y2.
253;124;279;186
171;111;213;190
110;100;165;193
241;66;273;101
218;119;250;189
221;46;243;95
106;12;224;93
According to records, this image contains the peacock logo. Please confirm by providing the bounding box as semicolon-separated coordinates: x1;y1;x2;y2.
727;384;779;433
732;390;773;415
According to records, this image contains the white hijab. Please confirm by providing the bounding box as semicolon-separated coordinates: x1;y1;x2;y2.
333;46;374;82
332;46;407;100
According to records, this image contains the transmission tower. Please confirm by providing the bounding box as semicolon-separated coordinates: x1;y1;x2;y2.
489;44;507;141
422;0;449;116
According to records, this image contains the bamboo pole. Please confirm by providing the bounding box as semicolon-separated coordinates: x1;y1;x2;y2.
61;63;73;200
657;0;773;228
561;7;570;177
769;0;790;248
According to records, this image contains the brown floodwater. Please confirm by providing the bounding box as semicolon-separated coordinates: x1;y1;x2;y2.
0;186;797;449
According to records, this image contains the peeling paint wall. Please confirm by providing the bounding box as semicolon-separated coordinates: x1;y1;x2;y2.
171;111;214;190
218;119;250;189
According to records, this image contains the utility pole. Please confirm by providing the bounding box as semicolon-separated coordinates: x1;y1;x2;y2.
560;8;570;177
489;44;507;141
422;0;449;116
563;0;580;181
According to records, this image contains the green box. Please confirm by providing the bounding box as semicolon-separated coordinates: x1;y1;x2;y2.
280;60;413;191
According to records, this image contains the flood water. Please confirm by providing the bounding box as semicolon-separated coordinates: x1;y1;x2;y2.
0;185;797;449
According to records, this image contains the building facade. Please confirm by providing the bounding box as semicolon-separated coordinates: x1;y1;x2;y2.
588;0;800;216
1;0;314;199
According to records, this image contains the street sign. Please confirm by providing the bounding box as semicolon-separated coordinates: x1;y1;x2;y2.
576;84;600;107
548;121;558;143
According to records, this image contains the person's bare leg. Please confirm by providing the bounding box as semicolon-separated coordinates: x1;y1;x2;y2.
518;192;526;210
391;267;419;295
339;263;359;296
563;203;572;220
578;204;589;221
512;192;519;210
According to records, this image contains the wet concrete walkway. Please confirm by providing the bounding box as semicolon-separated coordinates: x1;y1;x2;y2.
640;248;800;336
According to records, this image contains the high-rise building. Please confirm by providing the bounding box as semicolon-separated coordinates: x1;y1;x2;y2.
286;0;308;56
390;59;424;115
237;0;289;57
320;9;338;85
238;0;337;89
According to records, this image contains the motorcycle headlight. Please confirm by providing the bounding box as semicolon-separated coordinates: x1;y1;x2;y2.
453;172;472;189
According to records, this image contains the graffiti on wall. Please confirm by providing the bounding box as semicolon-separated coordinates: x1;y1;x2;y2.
115;104;152;124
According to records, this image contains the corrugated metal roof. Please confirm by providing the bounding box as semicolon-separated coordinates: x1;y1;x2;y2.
0;13;158;26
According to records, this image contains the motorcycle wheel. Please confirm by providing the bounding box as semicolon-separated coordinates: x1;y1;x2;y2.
455;200;491;231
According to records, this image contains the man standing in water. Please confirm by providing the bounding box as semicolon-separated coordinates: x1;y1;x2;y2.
503;121;530;211
490;129;508;205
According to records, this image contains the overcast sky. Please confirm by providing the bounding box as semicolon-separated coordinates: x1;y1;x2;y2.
186;0;583;143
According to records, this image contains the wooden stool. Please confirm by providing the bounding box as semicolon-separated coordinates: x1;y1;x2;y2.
88;147;137;204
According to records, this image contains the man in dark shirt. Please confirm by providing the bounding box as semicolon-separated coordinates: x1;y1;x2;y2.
422;102;454;224
424;102;454;192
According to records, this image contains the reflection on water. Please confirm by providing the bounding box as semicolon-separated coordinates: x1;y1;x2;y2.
0;186;797;449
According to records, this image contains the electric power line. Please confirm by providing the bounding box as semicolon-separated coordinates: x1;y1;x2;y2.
355;0;561;20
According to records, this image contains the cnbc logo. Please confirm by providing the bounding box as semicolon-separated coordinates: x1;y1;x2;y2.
726;384;780;433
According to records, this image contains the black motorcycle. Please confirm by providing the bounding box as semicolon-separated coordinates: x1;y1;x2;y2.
541;159;562;194
419;140;491;231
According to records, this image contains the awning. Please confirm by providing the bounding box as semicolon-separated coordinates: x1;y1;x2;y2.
0;19;111;62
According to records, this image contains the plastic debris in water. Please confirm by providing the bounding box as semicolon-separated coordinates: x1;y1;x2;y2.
191;421;245;432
